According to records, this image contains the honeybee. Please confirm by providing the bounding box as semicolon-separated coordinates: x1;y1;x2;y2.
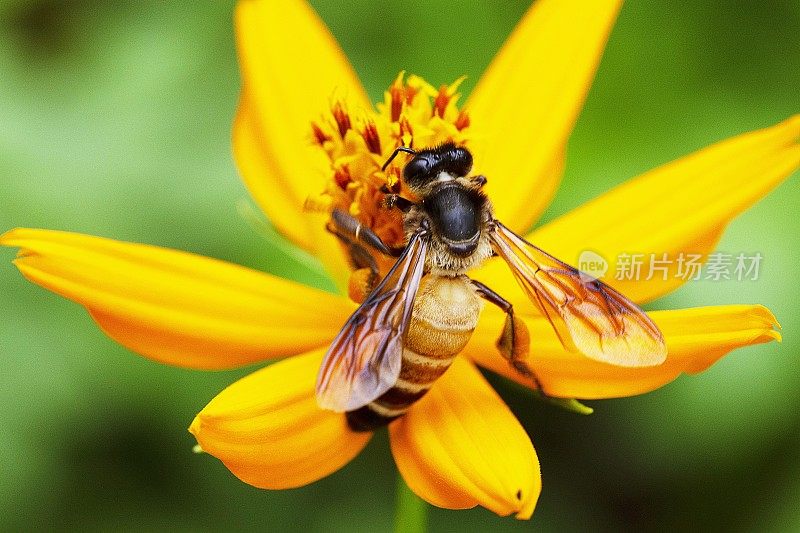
317;143;667;431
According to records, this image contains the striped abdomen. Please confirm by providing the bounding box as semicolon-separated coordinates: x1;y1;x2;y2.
346;275;481;431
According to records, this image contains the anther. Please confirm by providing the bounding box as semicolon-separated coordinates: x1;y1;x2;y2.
433;84;449;118
399;117;414;140
334;166;351;189
390;84;403;122
454;110;470;130
331;101;352;138
362;121;382;154
311;122;331;145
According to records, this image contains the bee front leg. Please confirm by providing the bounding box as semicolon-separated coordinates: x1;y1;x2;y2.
471;280;548;395
328;208;403;257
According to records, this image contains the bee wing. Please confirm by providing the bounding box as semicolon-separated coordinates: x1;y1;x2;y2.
316;232;428;412
489;221;666;367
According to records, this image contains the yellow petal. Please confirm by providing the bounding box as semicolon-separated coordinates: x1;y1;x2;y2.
468;0;622;232
234;0;370;285
233;92;313;249
0;228;352;369
190;350;371;489
389;358;540;519
466;305;781;400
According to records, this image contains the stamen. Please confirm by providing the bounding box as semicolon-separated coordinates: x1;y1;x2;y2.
399;117;414;144
434;84;450;118
455;110;470;131
404;84;419;106
331;101;352;138
308;73;472;272
390;82;404;122
311;122;331;145
334;166;351;189
362;121;382;155
385;167;401;193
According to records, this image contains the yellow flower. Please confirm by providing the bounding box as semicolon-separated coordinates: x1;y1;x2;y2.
1;0;797;520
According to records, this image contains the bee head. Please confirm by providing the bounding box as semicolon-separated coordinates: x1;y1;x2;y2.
403;143;473;190
382;143;492;267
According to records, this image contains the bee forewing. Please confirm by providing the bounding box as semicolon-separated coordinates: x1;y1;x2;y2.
490;222;667;367
315;233;428;412
316;333;404;412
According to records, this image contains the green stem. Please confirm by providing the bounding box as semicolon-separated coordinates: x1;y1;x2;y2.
394;474;428;533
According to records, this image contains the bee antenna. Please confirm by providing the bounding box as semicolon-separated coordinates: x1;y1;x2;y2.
381;146;416;172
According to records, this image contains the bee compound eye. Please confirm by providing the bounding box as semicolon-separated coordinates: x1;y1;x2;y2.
451;147;473;176
403;157;431;186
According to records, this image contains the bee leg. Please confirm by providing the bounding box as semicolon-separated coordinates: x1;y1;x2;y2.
325;237;379;303
326;210;393;301
328;208;402;257
348;267;378;303
471;280;548;396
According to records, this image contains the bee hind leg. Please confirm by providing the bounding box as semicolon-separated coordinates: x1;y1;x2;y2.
471;280;548;396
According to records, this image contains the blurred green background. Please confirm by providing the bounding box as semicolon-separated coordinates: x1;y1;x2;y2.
1;1;798;531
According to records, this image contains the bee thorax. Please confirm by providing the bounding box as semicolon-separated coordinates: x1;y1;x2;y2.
426;236;493;274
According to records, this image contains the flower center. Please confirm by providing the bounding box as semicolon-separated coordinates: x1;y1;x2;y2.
306;73;471;271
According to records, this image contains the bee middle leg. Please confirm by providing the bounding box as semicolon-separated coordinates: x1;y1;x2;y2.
471;280;548;395
343;246;380;304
